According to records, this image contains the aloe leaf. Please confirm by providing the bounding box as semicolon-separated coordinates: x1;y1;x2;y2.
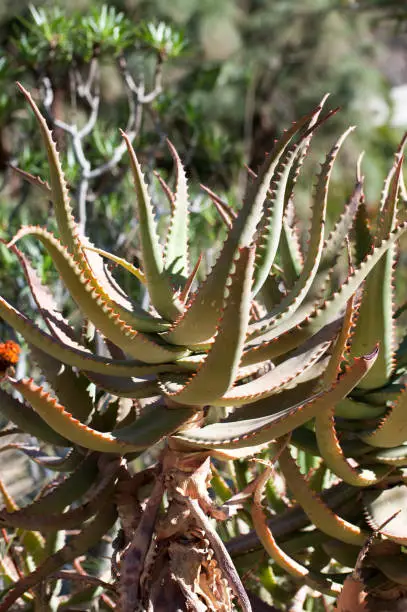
320;179;363;272
278;446;367;546
243;220;407;363
210;331;331;408
9;227;185;363
315;414;389;487
0;293;187;376
0;457;118;531
253;97;329;293
201;184;236;228
30;346;94;423
314;294;387;486
121;130;183;321
349;157;403;389
250;126;355;335
0;387;69;446
305;179;363;302
83;245;146;285
111;401;195;448
11;377;194;453
359;384;407;447
378;133;407;220
9;243;82;347
210;442;273;460
363;485;407;544
353;198;373;265
0;445;85;471
334;398;386;419
164;139;190;282
352;382;404;406
17;85;162;335
0;503;117;611
284;93;330;208
252;120;327;297
0;479;45;566
17;83;76;254
81;236;164;331
251;462;341;596
179;253;202;303
165;105;324;346
278;206;303;288
360;445;407;467
158;247;254;405
174;351;377;449
9;377;144;454
10;455;99;516
85;370;159;398
10;165;52;197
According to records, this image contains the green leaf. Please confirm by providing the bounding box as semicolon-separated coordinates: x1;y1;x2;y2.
359;385;407;447
164;139;190;283
0;292;188;376
349;156;403;389
174;351;377;449
249;126;355;337
158;247;254;405
30;346;94;423
363;485;407;544
0;387;69;446
121;130;183;321
9;226;187;363
165;104;323;346
243;220;407;363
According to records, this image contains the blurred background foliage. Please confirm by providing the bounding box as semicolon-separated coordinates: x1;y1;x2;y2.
0;0;406;334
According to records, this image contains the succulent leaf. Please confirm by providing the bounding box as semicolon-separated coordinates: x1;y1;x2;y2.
84;245;146;285
30;346;94;422
251;462;341;596
0;503;117;611
359;384;407;448
278;446;367;545
164;139;190;283
164;105;323;346
158;247;254;405
9;226;186;363
121;130;184;320
174;351;377;450
243;220;407;363
249;126;355;336
0;457;118;530
17;83;76;253
0;387;69;446
363;485;407;544
9;377;143;453
315;293;388;485
10;165;52;197
5;455;99;516
0;292;192;376
210;330;331;408
349;156;403;388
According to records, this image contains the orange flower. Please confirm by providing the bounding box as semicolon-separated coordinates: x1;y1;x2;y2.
0;340;20;373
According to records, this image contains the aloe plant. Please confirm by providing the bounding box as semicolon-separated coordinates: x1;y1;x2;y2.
1;85;407;611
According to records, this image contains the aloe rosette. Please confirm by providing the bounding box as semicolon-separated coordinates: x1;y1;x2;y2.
1;86;407;611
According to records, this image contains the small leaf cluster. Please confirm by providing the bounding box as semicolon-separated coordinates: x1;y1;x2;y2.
13;4;186;66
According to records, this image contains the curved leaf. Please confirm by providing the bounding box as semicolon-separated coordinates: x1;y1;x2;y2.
121;130;183;320
158;247;254;405
174;351;377;450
